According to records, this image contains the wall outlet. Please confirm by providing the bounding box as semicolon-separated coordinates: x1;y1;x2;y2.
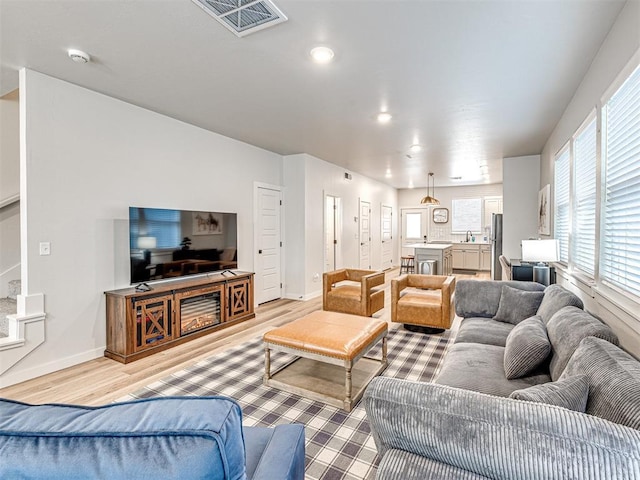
39;242;51;256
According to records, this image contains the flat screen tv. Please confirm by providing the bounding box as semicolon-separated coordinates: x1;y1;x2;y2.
129;207;238;284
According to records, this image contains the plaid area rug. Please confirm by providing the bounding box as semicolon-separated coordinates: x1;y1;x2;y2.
123;326;453;480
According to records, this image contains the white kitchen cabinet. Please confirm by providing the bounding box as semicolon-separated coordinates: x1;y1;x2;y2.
452;244;481;271
480;245;491;271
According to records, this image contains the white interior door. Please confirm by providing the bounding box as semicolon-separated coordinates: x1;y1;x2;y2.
381;204;393;270
359;200;371;269
324;195;342;271
400;208;428;256
256;186;282;304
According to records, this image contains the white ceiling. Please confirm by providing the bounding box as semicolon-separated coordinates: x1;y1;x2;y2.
0;0;626;189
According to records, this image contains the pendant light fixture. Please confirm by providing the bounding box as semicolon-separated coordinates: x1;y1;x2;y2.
420;172;440;205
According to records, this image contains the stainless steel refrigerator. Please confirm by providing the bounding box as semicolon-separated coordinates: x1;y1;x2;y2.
490;213;503;280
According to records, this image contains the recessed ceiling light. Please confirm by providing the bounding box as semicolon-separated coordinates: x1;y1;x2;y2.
310;46;334;64
409;144;422;153
68;49;91;63
377;112;392;124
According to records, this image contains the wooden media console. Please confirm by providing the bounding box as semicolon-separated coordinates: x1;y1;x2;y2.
105;272;254;363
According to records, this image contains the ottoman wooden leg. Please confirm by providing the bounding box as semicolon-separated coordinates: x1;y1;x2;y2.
263;346;271;383
345;362;353;410
382;336;388;367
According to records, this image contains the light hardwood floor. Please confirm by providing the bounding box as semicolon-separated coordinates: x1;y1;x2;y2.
0;269;488;405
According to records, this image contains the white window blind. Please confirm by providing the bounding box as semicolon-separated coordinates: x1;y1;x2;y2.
601;63;640;296
572;117;597;276
130;208;181;249
554;147;570;263
452;198;482;233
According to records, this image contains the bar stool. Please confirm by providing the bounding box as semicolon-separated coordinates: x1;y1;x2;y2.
400;255;415;274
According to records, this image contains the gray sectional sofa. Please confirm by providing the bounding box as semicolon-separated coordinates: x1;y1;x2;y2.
364;280;640;479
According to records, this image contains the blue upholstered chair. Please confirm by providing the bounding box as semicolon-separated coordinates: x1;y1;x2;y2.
0;396;305;479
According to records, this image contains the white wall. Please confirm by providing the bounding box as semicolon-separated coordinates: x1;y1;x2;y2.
283;155;307;300
398;183;503;243
539;1;640;356
0;91;20;201
284;154;398;300
541;0;640;191
0;91;21;297
4;69;283;386
503;155;540;260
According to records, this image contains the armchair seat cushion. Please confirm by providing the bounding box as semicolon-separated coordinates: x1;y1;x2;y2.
328;284;361;300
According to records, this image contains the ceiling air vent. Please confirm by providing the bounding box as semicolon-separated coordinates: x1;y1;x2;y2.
192;0;287;37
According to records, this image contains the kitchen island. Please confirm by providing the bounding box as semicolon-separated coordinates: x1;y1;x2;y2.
404;243;453;275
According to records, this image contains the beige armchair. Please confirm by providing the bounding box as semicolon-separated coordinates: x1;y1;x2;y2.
499;255;512;280
391;274;456;332
323;269;385;317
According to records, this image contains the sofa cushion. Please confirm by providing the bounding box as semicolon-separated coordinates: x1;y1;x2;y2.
454;317;514;347
561;336;640;430
503;316;550;379
546;306;619;381
493;285;545;325
510;375;589;412
244;424;306;480
454;280;545;319
536;284;584;325
377;449;491;480
434;342;551;397
0;396;247;480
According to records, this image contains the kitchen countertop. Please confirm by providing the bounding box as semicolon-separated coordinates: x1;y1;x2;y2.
404;242;491;249
405;243;453;250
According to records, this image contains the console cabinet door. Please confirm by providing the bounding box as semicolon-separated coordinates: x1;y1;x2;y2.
226;276;254;322
131;295;174;353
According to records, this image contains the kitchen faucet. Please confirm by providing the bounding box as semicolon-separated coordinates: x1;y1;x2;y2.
466;230;473;242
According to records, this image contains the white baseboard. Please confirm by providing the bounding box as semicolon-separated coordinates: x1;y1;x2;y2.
0;346;104;389
284;290;322;302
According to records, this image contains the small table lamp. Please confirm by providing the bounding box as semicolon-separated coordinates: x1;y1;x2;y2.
138;236;157;264
521;239;559;286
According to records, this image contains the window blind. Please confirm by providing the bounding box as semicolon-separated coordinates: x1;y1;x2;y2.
554;147;570;263
130;208;181;249
601;63;640;296
572;117;597;276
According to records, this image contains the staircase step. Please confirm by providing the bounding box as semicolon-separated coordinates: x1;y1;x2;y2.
0;297;17;338
8;279;21;300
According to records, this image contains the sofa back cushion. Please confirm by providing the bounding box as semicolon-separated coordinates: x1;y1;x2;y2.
455;280;545;319
536;284;584;325
0;396;247;480
562;336;640;430
546;306;618;381
493;286;545;325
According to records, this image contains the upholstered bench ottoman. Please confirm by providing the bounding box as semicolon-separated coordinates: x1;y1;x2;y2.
263;310;388;411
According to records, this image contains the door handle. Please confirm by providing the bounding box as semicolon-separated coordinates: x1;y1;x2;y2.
258;250;262;254
360;243;365;246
